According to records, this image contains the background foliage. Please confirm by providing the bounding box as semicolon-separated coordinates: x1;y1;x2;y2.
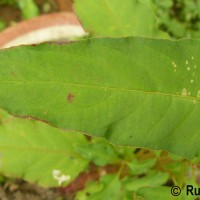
153;0;200;38
0;0;38;19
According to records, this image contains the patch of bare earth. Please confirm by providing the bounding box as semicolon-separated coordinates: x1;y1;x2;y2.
0;179;60;200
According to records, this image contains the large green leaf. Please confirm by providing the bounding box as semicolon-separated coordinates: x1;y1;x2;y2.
0;37;200;159
74;0;167;38
0;110;89;186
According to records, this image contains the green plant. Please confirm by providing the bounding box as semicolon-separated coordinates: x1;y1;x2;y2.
153;0;200;38
0;0;39;19
0;19;6;30
0;0;15;5
16;0;39;19
0;0;200;199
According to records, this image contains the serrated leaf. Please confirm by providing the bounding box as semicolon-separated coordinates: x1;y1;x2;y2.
128;159;157;175
75;182;104;200
0;37;200;159
86;175;121;200
136;186;197;200
75;140;119;166
135;186;173;200
124;171;169;191
0;110;89;187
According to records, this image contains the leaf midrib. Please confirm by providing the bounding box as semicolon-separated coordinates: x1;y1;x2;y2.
0;80;198;102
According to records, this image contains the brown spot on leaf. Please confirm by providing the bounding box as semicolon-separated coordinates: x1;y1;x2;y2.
67;93;75;103
10;71;16;77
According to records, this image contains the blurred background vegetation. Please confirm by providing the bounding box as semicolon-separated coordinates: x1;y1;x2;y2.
1;0;200;38
153;0;200;38
1;0;200;199
0;0;72;30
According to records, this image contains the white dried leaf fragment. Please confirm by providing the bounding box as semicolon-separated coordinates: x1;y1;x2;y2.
52;169;71;186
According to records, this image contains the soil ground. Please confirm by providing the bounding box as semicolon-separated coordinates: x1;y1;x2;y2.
0;178;60;200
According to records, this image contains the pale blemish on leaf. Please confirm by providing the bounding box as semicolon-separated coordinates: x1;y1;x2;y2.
186;60;189;65
193;100;197;104
187;67;190;71
52;169;61;177
182;88;188;96
192;56;194;60
172;61;177;68
172;61;177;72
10;71;16;77
190;80;194;83
197;90;200;98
